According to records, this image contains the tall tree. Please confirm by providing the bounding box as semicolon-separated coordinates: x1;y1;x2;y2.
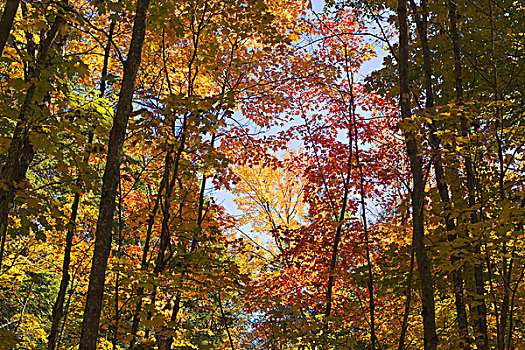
78;0;151;347
0;2;67;270
409;0;471;346
0;0;19;56
397;0;437;348
46;16;116;350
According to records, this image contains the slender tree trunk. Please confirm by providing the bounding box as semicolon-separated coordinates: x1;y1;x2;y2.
487;2;510;349
409;0;471;346
153;120;187;275
445;5;491;344
324;129;352;320
352;73;377;350
446;1;489;348
397;230;415;350
469;165;488;350
507;264;525;350
112;179;124;347
78;0;151;347
13;279;34;333
158;134;218;350
156;122;211;349
216;292;235;350
0;8;66;271
140;120;186;344
0;0;20;56
46;18;115;350
129;31;179;346
128;149;170;350
445;0;474;344
499;253;511;350
397;1;437;349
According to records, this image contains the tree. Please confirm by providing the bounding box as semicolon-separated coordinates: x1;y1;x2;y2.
1;0;525;348
0;0;20;56
78;0;151;347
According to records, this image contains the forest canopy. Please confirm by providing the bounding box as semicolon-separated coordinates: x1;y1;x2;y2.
0;0;524;349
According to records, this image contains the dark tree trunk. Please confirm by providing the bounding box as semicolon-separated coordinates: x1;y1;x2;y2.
409;0;471;347
487;2;508;350
46;18;115;350
446;0;482;347
157;134;218;350
78;0;151;348
128;149;170;350
0;10;65;271
0;0;20;56
397;1;437;349
351;74;377;350
324;128;352;320
153;119;187;277
397;232;415;350
151;123;188;347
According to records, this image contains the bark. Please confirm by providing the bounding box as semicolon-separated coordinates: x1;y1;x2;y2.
324;128;352;320
128;150;170;350
145;44;188;349
158;134;216;350
447;0;464;103
397;231;415;350
488;1;509;349
46;18;115;350
143;146;180;341
112;179;124;347
499;253;511;350
466;53;488;350
131;20;197;342
444;0;488;346
217;293;235;350
13;279;34;333
78;0;151;347
472;261;489;350
409;0;470;346
0;0;20;56
446;1;489;347
397;1;437;349
507;264;525;350
154;121;187;275
135;121;186;346
0;7;65;271
352;75;377;350
461;2;498;349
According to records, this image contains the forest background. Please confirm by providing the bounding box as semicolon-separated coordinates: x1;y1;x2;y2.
0;0;524;349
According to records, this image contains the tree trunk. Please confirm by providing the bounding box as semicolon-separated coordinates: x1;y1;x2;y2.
409;0;470;346
151;123;188;346
46;18;115;350
324;129;352;320
158;134;220;350
397;1;437;349
0;0;20;56
397;230;415;350
0;8;65;271
446;0;485;347
78;0;151;347
352;73;377;350
128;149;170;350
487;2;508;349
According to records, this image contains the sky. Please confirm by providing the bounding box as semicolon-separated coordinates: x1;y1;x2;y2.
312;0;324;12
211;0;388;239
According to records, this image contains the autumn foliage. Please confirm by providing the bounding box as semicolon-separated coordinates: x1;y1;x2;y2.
0;0;524;349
